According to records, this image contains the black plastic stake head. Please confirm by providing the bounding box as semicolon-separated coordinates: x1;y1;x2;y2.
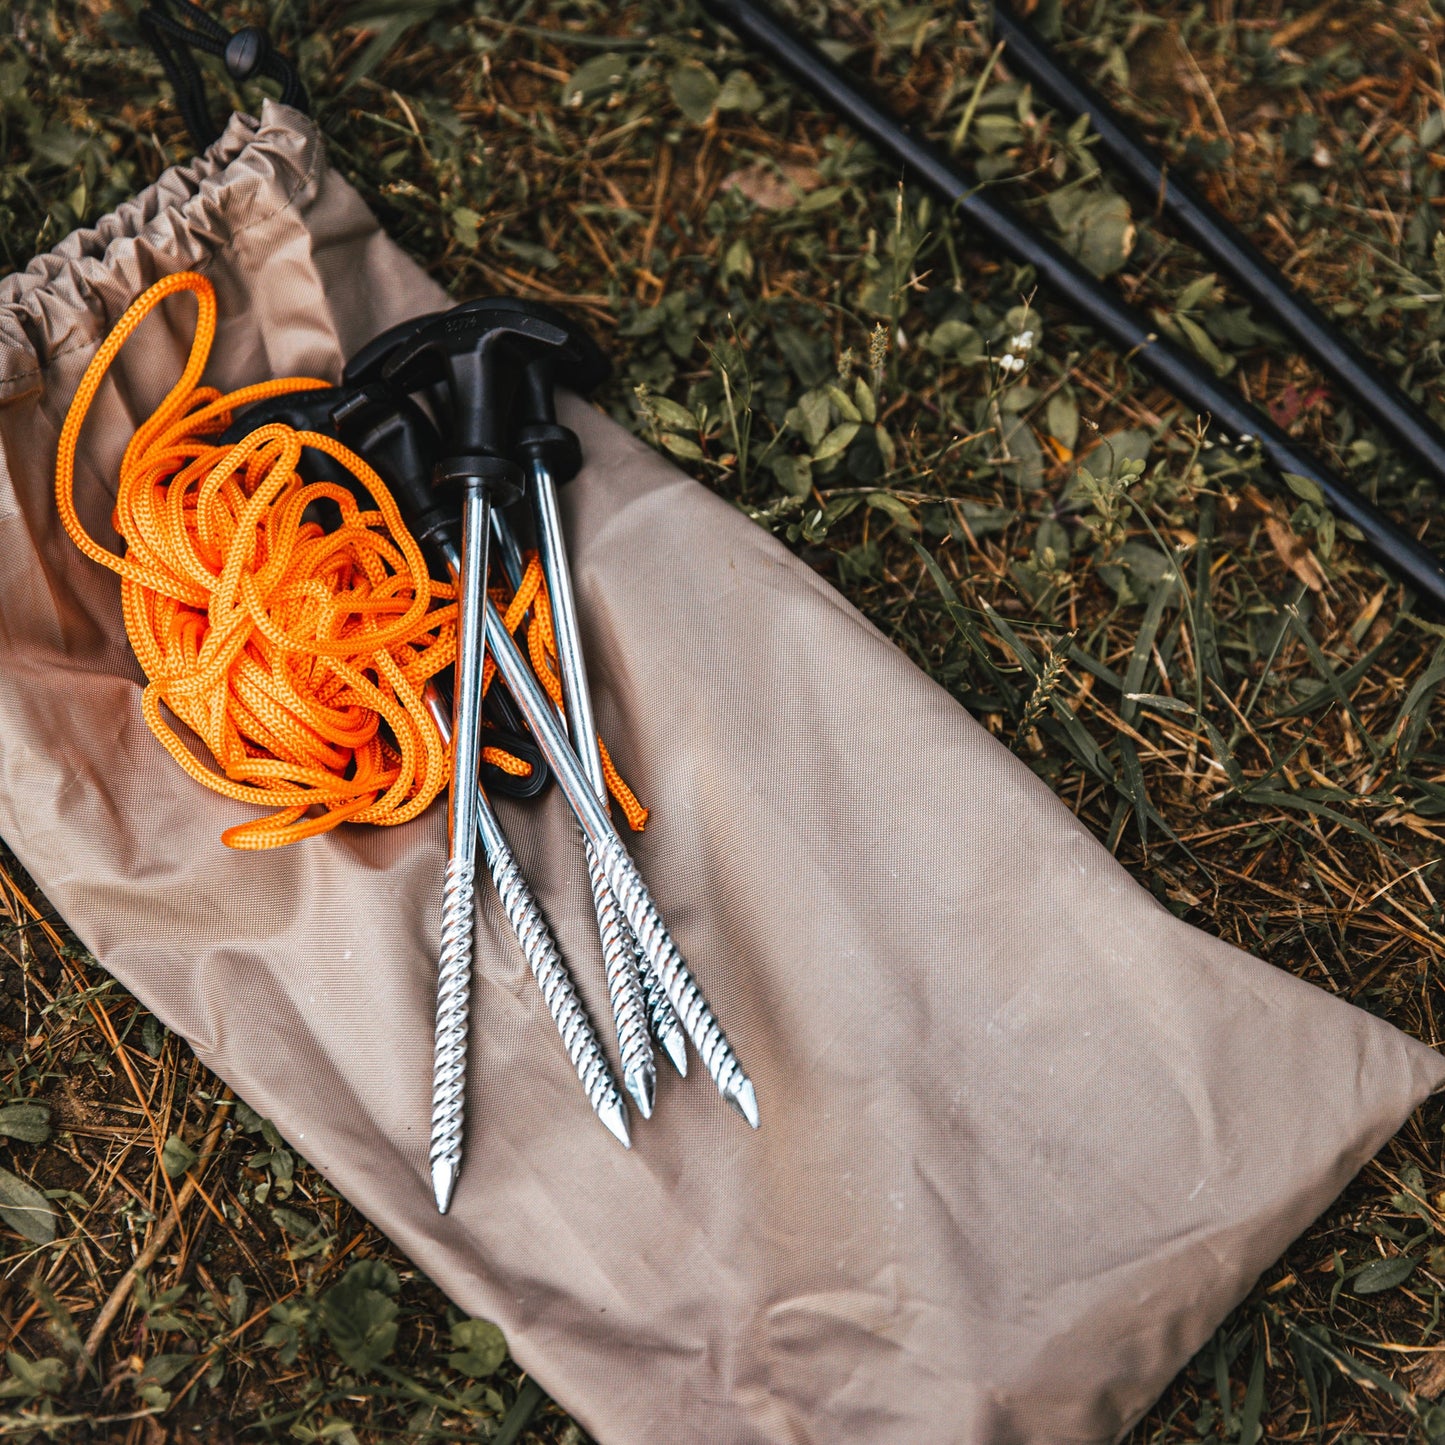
219;383;447;543
344;314;439;388
380;302;573;506
502;300;610;485
402;297;610;483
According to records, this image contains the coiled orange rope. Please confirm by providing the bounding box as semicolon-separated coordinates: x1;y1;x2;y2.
55;270;646;848
55;271;456;849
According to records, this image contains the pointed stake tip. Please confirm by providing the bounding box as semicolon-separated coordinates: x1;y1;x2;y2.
431;1158;457;1214
660;1027;689;1077
625;1065;657;1120
599;1096;632;1148
728;1077;760;1129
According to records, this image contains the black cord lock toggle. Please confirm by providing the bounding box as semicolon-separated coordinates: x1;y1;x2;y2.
223;26;271;82
138;0;308;153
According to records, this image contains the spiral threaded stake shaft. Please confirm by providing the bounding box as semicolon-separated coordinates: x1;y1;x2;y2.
638;950;688;1077
586;843;656;1116
596;836;759;1128
430;857;475;1213
488;841;631;1146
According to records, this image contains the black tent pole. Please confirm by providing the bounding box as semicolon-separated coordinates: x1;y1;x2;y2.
990;1;1445;498
698;0;1445;610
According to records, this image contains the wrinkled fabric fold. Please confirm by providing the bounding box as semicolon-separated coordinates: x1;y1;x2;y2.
0;101;1440;1444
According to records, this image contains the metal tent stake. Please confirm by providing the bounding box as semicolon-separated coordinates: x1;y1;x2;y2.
384;305;580;1212
489;505;691;1079
530;454;670;1114
429;483;492;1215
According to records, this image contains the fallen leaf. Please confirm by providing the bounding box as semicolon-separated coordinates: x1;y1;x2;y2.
1269;383;1329;429
1243;483;1328;592
0;1104;50;1145
1351;1254;1417;1295
0;1166;55;1244
449;1318;508;1378
723;161;822;210
1270;384;1305;428
1413;1350;1445;1400
562;52;631;108
669;62;719;125
1263;513;1328;593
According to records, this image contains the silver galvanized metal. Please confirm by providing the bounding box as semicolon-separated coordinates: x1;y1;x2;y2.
436;532;758;1129
641;962;689;1077
423;686;631;1148
429;854;473;1215
529;461;657;1116
429;490;491;1214
492;510;686;1080
490;507;527;593
586;839;656;1114
486;834;632;1147
486;608;756;1123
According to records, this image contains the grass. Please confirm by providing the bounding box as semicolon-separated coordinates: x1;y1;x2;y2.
3;0;1445;1438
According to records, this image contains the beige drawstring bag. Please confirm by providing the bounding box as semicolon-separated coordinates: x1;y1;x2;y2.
1;102;1439;1443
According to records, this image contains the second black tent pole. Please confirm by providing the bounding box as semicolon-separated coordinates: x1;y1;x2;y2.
698;0;1445;608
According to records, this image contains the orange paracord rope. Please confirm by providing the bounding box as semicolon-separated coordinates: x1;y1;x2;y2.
54;270;646;848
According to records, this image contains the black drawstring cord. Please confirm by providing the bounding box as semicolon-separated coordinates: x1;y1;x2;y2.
138;0;309;153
